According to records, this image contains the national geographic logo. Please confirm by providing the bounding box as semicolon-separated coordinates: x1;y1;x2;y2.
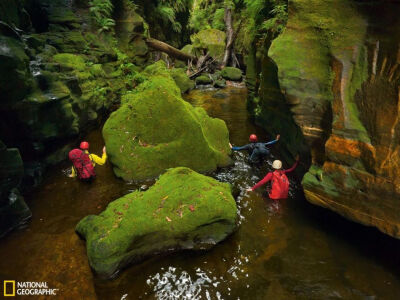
3;281;59;297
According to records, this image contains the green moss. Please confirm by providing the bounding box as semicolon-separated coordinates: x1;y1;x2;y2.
47;7;79;25
170;68;195;93
337;45;370;143
103;61;231;181
181;44;201;58
221;67;242;81
191;29;226;60
53;53;86;71
302;166;340;198
195;74;213;85
76;167;237;277
90;64;106;77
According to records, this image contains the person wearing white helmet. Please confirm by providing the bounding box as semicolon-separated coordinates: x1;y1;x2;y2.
247;154;300;200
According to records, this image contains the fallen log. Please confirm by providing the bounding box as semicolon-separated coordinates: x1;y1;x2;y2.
145;38;197;63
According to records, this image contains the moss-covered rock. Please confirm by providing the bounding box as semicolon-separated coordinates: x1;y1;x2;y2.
53;53;86;71
76;167;237;277
114;0;149;65
214;79;226;88
0;35;33;106
103;61;231;181
170;68;195;93
195;74;213;85
191;29;226;60
221;67;242;81
0;0;146;186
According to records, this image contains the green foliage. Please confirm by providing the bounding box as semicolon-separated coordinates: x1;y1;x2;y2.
130;0;193;33
212;8;226;31
189;0;225;32
260;3;288;35
189;0;287;55
89;0;115;34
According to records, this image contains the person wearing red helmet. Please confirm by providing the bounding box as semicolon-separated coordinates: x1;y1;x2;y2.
229;134;280;164
68;141;107;180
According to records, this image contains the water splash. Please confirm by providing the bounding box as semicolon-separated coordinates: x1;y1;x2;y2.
146;266;224;300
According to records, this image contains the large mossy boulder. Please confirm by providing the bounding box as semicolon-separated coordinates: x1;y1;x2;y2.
76;167;237;277
170;68;195;93
103;61;231;181
221;67;242;81
191;29;226;60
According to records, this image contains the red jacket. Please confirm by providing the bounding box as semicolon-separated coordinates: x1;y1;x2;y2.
251;160;299;199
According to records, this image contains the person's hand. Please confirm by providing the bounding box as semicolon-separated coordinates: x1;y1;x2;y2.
246;188;253;192
103;146;106;153
229;142;233;149
295;154;300;161
276;134;280;140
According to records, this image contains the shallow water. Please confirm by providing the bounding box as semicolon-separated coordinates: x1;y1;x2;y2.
0;86;400;299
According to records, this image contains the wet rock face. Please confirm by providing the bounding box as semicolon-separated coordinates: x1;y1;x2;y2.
267;0;400;237
0;140;31;237
103;61;231;181
76;167;237;278
0;0;146;183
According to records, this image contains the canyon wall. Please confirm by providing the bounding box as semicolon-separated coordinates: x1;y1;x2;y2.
261;0;400;237
0;0;149;236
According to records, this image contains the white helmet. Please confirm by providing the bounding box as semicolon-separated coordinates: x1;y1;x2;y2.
272;160;282;170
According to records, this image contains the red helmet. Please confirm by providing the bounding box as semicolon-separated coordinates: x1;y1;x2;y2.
249;134;258;142
80;141;89;150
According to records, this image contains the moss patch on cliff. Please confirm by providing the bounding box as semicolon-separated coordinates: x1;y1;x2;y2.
76;167;237;277
191;29;226;60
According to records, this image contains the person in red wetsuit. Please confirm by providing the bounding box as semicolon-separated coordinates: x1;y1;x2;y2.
247;155;299;200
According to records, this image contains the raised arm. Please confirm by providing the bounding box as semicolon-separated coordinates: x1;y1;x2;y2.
282;156;299;174
250;172;273;191
264;134;280;146
90;147;107;165
232;144;251;151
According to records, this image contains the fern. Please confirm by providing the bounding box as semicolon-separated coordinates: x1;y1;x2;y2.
260;4;287;35
89;0;115;34
132;0;193;33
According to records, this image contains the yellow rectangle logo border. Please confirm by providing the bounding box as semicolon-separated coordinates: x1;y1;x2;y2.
4;280;15;297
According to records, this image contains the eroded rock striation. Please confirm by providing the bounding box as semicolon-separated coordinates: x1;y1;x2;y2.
76;167;237;277
260;0;400;237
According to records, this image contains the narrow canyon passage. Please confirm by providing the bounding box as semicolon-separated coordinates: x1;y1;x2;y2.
1;87;399;299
